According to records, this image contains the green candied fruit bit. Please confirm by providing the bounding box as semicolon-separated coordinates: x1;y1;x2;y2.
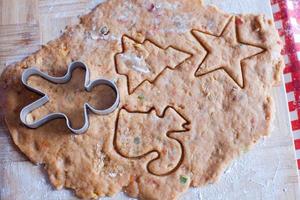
138;94;144;100
134;137;140;144
180;175;188;184
99;26;109;35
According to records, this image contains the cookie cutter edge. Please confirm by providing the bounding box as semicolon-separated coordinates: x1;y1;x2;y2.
20;61;120;134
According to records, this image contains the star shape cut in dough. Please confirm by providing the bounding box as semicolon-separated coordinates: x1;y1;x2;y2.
192;17;264;87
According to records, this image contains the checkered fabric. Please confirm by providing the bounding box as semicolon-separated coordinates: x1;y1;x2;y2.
271;0;300;171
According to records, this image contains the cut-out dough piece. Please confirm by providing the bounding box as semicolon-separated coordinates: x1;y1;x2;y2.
193;17;263;87
115;107;188;175
116;36;191;93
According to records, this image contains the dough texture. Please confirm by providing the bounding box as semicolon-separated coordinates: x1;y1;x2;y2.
0;0;283;199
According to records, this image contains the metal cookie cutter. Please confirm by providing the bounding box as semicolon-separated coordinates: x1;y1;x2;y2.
20;61;120;134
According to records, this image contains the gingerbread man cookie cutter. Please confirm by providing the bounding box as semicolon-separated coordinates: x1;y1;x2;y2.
20;61;120;134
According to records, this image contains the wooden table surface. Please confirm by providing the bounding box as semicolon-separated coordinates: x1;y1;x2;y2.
0;0;299;199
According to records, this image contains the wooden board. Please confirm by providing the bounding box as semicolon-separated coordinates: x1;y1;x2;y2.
0;0;299;199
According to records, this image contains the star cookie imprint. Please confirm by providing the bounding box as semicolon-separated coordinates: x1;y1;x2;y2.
192;17;264;87
20;61;120;134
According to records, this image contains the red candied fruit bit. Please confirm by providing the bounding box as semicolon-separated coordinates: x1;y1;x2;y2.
147;3;155;12
236;17;244;25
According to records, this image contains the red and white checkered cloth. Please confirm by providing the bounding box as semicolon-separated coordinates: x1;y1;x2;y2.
271;0;300;171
